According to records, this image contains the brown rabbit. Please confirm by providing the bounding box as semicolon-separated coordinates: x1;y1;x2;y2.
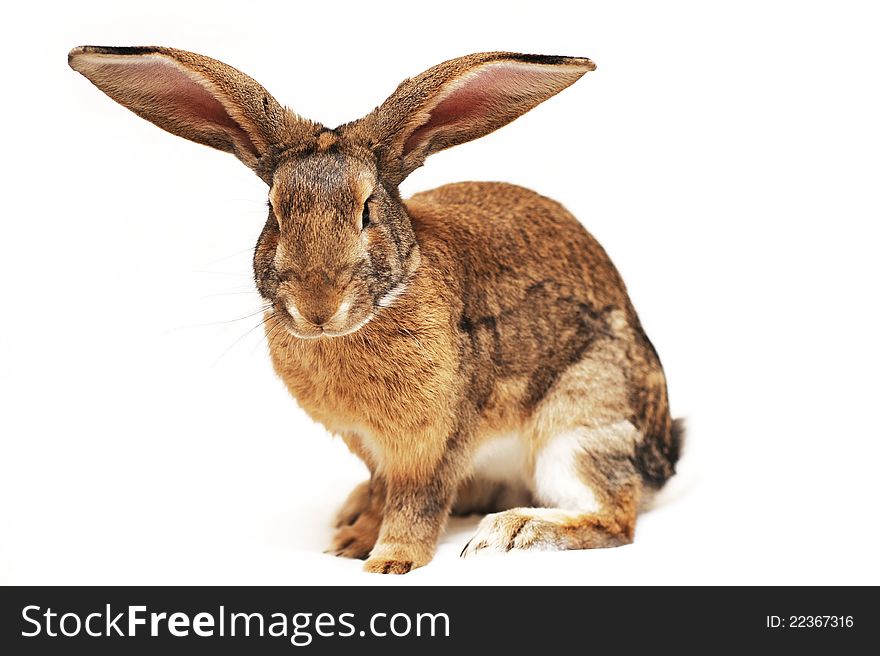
69;46;682;574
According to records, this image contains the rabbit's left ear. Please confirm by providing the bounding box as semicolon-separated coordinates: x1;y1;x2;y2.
68;46;311;175
348;52;595;184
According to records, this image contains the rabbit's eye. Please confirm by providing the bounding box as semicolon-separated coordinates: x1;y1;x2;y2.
361;198;371;230
268;200;281;229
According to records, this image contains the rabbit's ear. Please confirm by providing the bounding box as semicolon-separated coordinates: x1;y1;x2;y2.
69;46;310;174
352;53;595;184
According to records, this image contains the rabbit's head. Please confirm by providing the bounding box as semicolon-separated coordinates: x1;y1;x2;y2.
253;135;421;338
69;47;595;338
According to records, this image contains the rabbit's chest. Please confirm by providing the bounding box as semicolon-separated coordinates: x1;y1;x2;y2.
270;325;459;444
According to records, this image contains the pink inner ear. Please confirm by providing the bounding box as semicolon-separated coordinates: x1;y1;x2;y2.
94;57;257;156
403;63;564;156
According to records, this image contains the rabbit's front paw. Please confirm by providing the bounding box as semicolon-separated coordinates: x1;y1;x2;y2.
334;480;372;528
327;512;381;560
363;558;415;575
363;543;431;575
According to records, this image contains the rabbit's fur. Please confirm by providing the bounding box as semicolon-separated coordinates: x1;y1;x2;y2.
70;46;682;573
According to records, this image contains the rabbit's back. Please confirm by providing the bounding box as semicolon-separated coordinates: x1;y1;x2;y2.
406;182;679;491
407;181;633;314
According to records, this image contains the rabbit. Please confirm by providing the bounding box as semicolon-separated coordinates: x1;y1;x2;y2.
69;45;683;574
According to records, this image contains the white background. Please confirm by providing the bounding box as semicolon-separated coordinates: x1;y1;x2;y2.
1;0;878;585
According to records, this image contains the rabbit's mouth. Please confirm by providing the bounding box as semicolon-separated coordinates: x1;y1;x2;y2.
275;298;375;340
321;312;376;338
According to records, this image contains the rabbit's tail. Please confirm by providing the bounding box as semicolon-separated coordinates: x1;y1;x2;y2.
633;410;685;491
670;417;686;465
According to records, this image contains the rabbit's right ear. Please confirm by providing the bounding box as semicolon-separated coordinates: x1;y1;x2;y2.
68;46;313;177
348;52;596;185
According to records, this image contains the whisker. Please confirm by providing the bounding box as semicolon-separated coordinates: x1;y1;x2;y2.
199;246;257;268
165;305;272;333
191;270;251;277
284;331;295;369
253;314;284;356
198;290;260;298
223;198;269;206
209;315;271;370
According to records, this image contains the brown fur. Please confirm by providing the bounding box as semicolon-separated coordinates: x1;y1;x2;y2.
70;46;681;574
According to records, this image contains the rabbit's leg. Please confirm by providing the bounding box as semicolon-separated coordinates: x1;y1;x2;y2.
328;432;386;559
363;434;469;574
333;431;384;527
328;476;386;559
363;475;457;574
452;477;533;515
334;479;372;528
460;420;641;556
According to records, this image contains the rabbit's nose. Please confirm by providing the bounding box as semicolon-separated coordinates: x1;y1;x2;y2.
288;295;341;328
303;308;332;326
